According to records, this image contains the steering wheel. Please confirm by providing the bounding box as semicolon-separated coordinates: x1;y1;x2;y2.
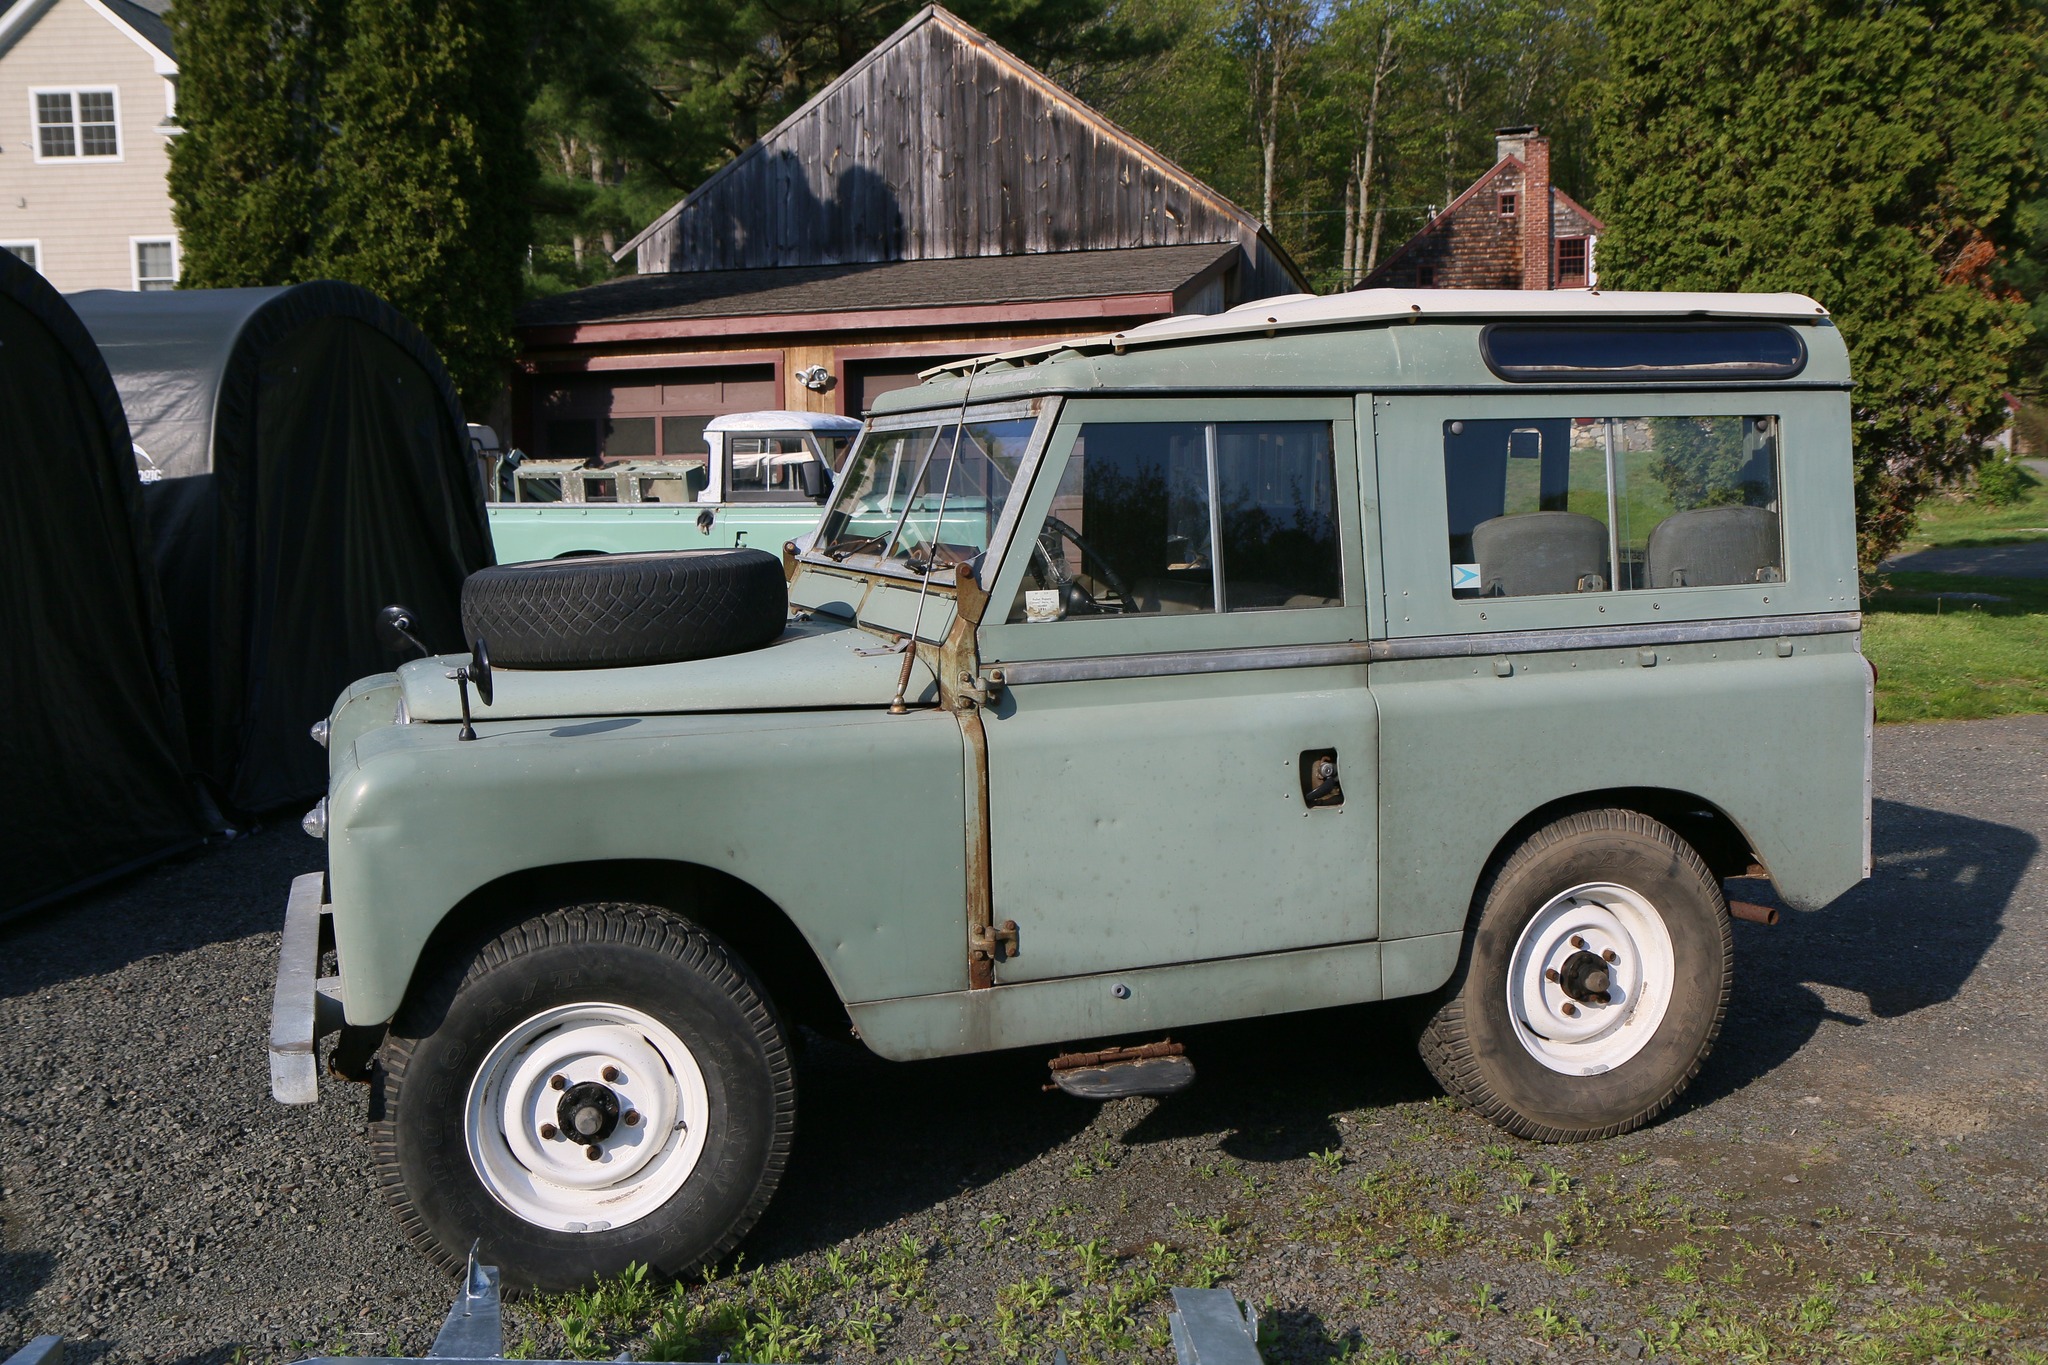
1029;516;1140;616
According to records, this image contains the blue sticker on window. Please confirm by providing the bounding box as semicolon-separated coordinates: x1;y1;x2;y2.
1452;563;1481;592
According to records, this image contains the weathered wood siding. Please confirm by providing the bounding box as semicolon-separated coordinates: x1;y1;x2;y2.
631;8;1298;297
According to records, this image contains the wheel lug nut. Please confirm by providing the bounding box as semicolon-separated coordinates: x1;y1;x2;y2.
1561;1002;1579;1017
602;1065;622;1083
585;1144;602;1161
1570;935;1587;950
549;1074;567;1090
623;1110;641;1127
1544;968;1560;983
1602;948;1618;963
539;1122;557;1139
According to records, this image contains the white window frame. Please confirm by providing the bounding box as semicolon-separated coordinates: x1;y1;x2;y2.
131;236;178;290
1;241;43;273
30;87;124;162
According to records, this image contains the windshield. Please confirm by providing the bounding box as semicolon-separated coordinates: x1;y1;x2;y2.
815;417;1035;571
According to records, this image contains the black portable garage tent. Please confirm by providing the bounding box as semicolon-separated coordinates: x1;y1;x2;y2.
1;252;212;918
71;282;495;813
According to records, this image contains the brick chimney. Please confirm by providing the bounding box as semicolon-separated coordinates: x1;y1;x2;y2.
1515;129;1552;289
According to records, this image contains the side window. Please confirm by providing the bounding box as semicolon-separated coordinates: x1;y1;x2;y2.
1446;415;1781;599
728;433;826;501
1008;420;1342;622
1614;417;1783;589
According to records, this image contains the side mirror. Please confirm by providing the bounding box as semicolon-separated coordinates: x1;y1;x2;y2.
799;459;826;501
449;636;492;741
377;604;430;658
470;637;493;707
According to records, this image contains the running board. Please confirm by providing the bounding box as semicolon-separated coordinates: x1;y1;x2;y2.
1047;1039;1195;1099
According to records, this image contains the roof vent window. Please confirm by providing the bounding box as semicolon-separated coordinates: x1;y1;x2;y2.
1481;324;1808;382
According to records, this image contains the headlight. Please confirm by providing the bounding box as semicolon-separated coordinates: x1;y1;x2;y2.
302;797;328;840
310;717;331;748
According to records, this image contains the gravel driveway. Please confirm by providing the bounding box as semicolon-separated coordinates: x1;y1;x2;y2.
3;718;2045;1363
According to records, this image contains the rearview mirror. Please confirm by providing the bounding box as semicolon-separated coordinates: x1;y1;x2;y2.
470;637;493;707
800;459;826;501
377;604;430;658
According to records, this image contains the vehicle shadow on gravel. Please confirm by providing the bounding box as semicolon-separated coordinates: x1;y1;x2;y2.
1682;796;2033;1111
756;1001;1437;1261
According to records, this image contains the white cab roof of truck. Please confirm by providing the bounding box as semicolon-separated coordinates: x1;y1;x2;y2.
924;288;1833;376
706;410;864;432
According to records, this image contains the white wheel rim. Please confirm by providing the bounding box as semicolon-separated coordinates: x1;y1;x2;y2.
464;1003;709;1233
1506;882;1676;1076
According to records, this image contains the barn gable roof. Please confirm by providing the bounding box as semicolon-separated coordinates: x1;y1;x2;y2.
618;5;1302;294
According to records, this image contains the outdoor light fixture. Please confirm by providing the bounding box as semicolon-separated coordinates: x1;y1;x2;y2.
797;364;832;391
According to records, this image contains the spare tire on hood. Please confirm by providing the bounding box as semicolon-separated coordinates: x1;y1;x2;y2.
461;548;788;669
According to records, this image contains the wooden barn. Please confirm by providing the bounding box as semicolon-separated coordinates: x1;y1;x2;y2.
1357;128;1603;293
510;5;1305;462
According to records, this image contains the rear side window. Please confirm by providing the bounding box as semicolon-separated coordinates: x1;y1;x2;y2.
1445;415;1783;599
1482;325;1806;382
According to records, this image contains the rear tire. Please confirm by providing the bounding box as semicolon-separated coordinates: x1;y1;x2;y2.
1418;809;1732;1142
371;904;795;1291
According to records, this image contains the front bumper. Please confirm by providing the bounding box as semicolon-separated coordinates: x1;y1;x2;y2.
269;871;345;1104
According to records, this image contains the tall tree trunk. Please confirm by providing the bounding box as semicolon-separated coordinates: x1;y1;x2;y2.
1342;162;1359;283
1356;22;1396;286
1367;202;1386;271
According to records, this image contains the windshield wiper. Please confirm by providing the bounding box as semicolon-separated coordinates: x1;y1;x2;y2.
827;533;889;561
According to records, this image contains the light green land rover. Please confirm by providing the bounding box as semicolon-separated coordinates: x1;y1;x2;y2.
273;289;1871;1290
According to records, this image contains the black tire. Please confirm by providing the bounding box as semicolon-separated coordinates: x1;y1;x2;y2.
1417;809;1733;1142
371;904;796;1291
461;548;787;670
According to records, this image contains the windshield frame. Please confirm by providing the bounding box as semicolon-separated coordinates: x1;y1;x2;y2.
801;397;1057;586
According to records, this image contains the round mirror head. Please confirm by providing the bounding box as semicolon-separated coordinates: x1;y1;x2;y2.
470;636;493;707
376;603;420;654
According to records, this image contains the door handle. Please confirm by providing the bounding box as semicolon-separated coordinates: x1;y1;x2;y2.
1299;749;1343;808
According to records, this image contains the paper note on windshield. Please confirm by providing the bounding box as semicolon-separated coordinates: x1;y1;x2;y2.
1024;589;1062;623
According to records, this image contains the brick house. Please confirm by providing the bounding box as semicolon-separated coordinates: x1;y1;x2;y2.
1357;127;1602;292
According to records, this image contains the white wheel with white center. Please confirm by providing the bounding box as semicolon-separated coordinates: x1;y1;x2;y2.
1505;882;1676;1075
465;1003;711;1232
373;903;795;1292
1418;809;1733;1142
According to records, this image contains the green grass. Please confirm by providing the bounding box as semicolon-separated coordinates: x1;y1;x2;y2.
1898;464;2048;550
1864;573;2048;721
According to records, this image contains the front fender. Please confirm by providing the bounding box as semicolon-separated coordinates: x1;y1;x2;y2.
327;706;967;1025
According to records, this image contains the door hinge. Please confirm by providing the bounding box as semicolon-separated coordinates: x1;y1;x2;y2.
956;669;1006;711
971;918;1021;961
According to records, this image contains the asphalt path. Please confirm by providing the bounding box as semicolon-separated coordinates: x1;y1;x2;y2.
2;716;2044;1361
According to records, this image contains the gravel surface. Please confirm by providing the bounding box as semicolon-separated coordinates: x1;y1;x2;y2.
3;718;2046;1363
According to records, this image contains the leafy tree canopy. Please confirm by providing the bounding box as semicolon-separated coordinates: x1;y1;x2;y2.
1594;0;2045;570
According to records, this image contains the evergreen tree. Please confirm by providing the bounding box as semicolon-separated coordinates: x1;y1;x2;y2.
166;0;339;287
311;0;534;411
1595;0;2045;570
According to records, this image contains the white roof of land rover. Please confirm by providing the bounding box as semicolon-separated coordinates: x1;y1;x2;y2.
926;288;1832;376
706;410;863;432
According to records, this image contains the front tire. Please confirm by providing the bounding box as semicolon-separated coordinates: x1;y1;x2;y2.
371;904;795;1291
1418;809;1733;1141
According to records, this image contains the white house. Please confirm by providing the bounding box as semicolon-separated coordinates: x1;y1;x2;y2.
0;0;178;291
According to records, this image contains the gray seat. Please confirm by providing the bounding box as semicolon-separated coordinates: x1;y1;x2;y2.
1645;505;1781;588
1472;511;1610;597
